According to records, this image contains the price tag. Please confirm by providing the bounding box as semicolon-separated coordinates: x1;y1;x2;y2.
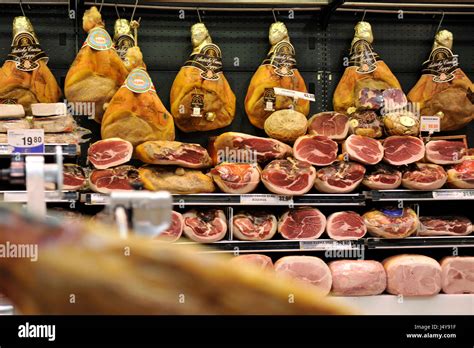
7;129;44;154
89;193;110;205
0;145;10;155
273;87;315;102
420;116;440;133
433;190;474;199
299;240;353;250
240;194;292;205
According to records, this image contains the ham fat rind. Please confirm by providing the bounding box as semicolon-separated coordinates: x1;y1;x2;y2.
383;254;441;296
183;209;227;243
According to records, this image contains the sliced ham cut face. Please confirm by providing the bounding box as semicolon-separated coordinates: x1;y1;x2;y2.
419;216;472;236
88;138;133;169
156;211;184;242
363;208;419;239
402;163;447;190
383;136;425;166
183;209;227;243
293;135;338;166
425;140;467;165
362;164;402;190
63;164;86;190
210;163;260;194
89;165;140;194
278;207;326;240
441;257;474;294
447;158;474;189
213;132;292;164
274;256;332;295
326;211;367;241
232;212;277;241
383;254;441;296
261;158;316;195
382;88;407;112
329;260;386;296
343;135;383;165
230;254;274;271
314;161;365;193
307;112;349;140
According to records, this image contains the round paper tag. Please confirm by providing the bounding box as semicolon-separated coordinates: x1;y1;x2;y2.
400;116;416;127
350;119;359;128
125;69;153;94
86;28;113;51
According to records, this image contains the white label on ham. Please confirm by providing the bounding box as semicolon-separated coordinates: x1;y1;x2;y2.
420;116;440;133
433;190;474;199
299;240;354;250
273;88;315;102
240;194;293;205
90;193;110;205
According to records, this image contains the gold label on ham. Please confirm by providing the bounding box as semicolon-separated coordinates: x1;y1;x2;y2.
348;39;380;74
183;43;223;81
114;34;135;61
6;32;48;72
421;47;459;83
262;40;297;77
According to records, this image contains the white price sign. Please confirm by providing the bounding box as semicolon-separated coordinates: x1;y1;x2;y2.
7;129;45;153
240;194;293;205
420;116;440;133
299;240;353;250
90;193;110;205
433;190;474;200
273;87;315;102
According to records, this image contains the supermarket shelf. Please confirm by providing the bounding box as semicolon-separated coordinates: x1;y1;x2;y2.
81;193;366;206
366;236;474;249
176;239;365;253
0;191;79;203
368;189;474;201
0;144;79;157
332;294;474;315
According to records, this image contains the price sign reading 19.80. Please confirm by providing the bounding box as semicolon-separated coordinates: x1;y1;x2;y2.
7;129;45;154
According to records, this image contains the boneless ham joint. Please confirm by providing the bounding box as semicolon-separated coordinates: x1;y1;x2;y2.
383;254;441;296
262;158;316;195
329;260;386;296
230;254;274;272
364;208;418;239
440;257;474;294
183;209;227;243
232;212;277;241
293;135;338;166
274;256;332;296
155;211;184;243
278;207;326;240
326;211;367;241
210;163;261;194
88;138;133;169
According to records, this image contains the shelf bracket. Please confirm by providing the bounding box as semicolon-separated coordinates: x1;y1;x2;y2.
320;0;344;29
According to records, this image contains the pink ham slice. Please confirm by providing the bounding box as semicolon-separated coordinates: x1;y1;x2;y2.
293;135;338;166
329;260;386;296
230;254;274;271
419;216;472;236
210;163;260;194
274;256;332;295
383;254;441;296
440;257;474;294
383;136;425;166
314;161;365;193
183;209;227;243
213;132;292;163
326;211;367;241
88;138;133;169
362;164;402;190
278;207;326;240
232;212;277;241
343;135;384;165
155;211;184;242
63;164;86;190
402;163;447;190
307;112;349;140
89;165;140;194
261;158;316;195
425;140;467;165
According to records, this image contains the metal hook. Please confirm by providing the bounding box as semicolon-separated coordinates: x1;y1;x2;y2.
19;0;26;17
361;9;367;22
131;0;138;22
197;8;202;23
272;9;277;23
115;3;120;19
436;11;445;34
99;0;105;13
